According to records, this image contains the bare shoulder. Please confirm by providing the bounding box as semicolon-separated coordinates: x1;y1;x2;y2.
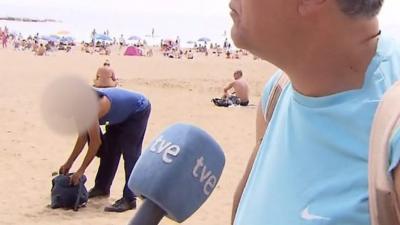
98;67;112;75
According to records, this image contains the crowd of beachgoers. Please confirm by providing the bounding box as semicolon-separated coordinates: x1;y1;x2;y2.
0;26;254;60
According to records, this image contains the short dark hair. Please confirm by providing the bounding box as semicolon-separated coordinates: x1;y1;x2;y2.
234;70;243;77
336;0;384;18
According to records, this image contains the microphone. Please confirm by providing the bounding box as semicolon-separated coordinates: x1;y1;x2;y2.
127;123;225;225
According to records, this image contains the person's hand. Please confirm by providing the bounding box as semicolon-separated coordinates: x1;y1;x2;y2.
59;162;72;175
70;170;84;186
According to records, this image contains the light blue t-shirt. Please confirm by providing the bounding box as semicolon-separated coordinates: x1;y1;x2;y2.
234;35;400;225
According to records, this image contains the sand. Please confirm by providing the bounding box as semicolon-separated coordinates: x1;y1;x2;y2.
0;47;276;225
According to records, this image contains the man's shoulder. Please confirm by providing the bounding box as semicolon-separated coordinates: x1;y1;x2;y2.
378;35;400;66
260;70;286;115
367;36;400;89
384;41;400;77
98;66;112;73
261;70;285;94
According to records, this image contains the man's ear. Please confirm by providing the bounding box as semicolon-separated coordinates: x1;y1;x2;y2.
298;0;328;16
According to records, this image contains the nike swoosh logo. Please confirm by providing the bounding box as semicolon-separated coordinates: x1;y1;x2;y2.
301;207;331;221
364;100;381;103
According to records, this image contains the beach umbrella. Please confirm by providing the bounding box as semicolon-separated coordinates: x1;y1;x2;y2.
60;36;74;43
128;35;142;41
40;35;59;42
198;37;211;42
8;31;18;37
95;34;112;41
162;39;176;45
56;30;70;36
50;34;60;39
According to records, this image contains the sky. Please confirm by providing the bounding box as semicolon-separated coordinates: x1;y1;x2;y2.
0;0;398;42
0;0;230;16
0;0;232;42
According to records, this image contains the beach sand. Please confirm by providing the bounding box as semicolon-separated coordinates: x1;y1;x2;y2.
0;47;276;225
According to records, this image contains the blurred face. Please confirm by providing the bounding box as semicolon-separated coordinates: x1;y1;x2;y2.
233;72;241;79
229;0;298;57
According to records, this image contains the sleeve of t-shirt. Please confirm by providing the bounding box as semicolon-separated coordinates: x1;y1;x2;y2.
260;70;284;116
388;128;400;172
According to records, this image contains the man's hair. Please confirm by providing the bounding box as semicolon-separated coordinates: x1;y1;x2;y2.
336;0;384;18
234;70;243;77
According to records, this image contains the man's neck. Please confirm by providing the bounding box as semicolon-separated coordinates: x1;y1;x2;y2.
282;19;380;97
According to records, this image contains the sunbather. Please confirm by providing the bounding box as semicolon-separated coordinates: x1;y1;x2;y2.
93;60;118;88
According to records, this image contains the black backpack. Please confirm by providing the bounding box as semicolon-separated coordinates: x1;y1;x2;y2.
51;174;88;211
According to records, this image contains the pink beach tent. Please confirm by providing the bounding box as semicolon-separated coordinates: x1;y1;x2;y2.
124;46;143;56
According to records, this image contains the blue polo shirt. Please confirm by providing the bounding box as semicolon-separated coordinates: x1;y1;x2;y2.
234;35;400;225
96;88;149;125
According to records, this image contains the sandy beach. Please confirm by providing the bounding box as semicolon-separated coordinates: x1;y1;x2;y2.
0;47;276;225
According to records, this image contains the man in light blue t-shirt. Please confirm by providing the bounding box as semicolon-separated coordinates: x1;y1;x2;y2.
229;0;400;224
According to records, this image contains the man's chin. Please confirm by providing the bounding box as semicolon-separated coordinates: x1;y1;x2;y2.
230;27;247;49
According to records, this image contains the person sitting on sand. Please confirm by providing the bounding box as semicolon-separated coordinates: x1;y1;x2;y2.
83;43;93;54
187;50;194;59
226;49;232;59
146;49;153;57
35;44;46;56
32;41;39;52
222;70;249;106
93;60;118;88
233;50;241;59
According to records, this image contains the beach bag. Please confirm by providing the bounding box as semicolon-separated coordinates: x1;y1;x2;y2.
231;74;400;225
51;174;88;211
212;96;241;107
212;98;232;107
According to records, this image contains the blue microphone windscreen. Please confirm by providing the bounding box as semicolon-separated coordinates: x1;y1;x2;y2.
128;123;225;222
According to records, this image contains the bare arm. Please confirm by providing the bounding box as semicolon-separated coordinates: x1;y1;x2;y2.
67;121;102;185
95;68;101;80
64;134;88;169
231;101;266;224
394;164;400;203
111;69;117;81
76;120;102;174
224;81;235;95
390;129;400;202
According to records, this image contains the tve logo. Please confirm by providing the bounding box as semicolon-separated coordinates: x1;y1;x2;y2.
149;135;218;196
192;156;217;196
149;135;181;163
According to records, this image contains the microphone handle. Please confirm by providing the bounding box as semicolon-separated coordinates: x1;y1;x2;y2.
128;199;166;225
